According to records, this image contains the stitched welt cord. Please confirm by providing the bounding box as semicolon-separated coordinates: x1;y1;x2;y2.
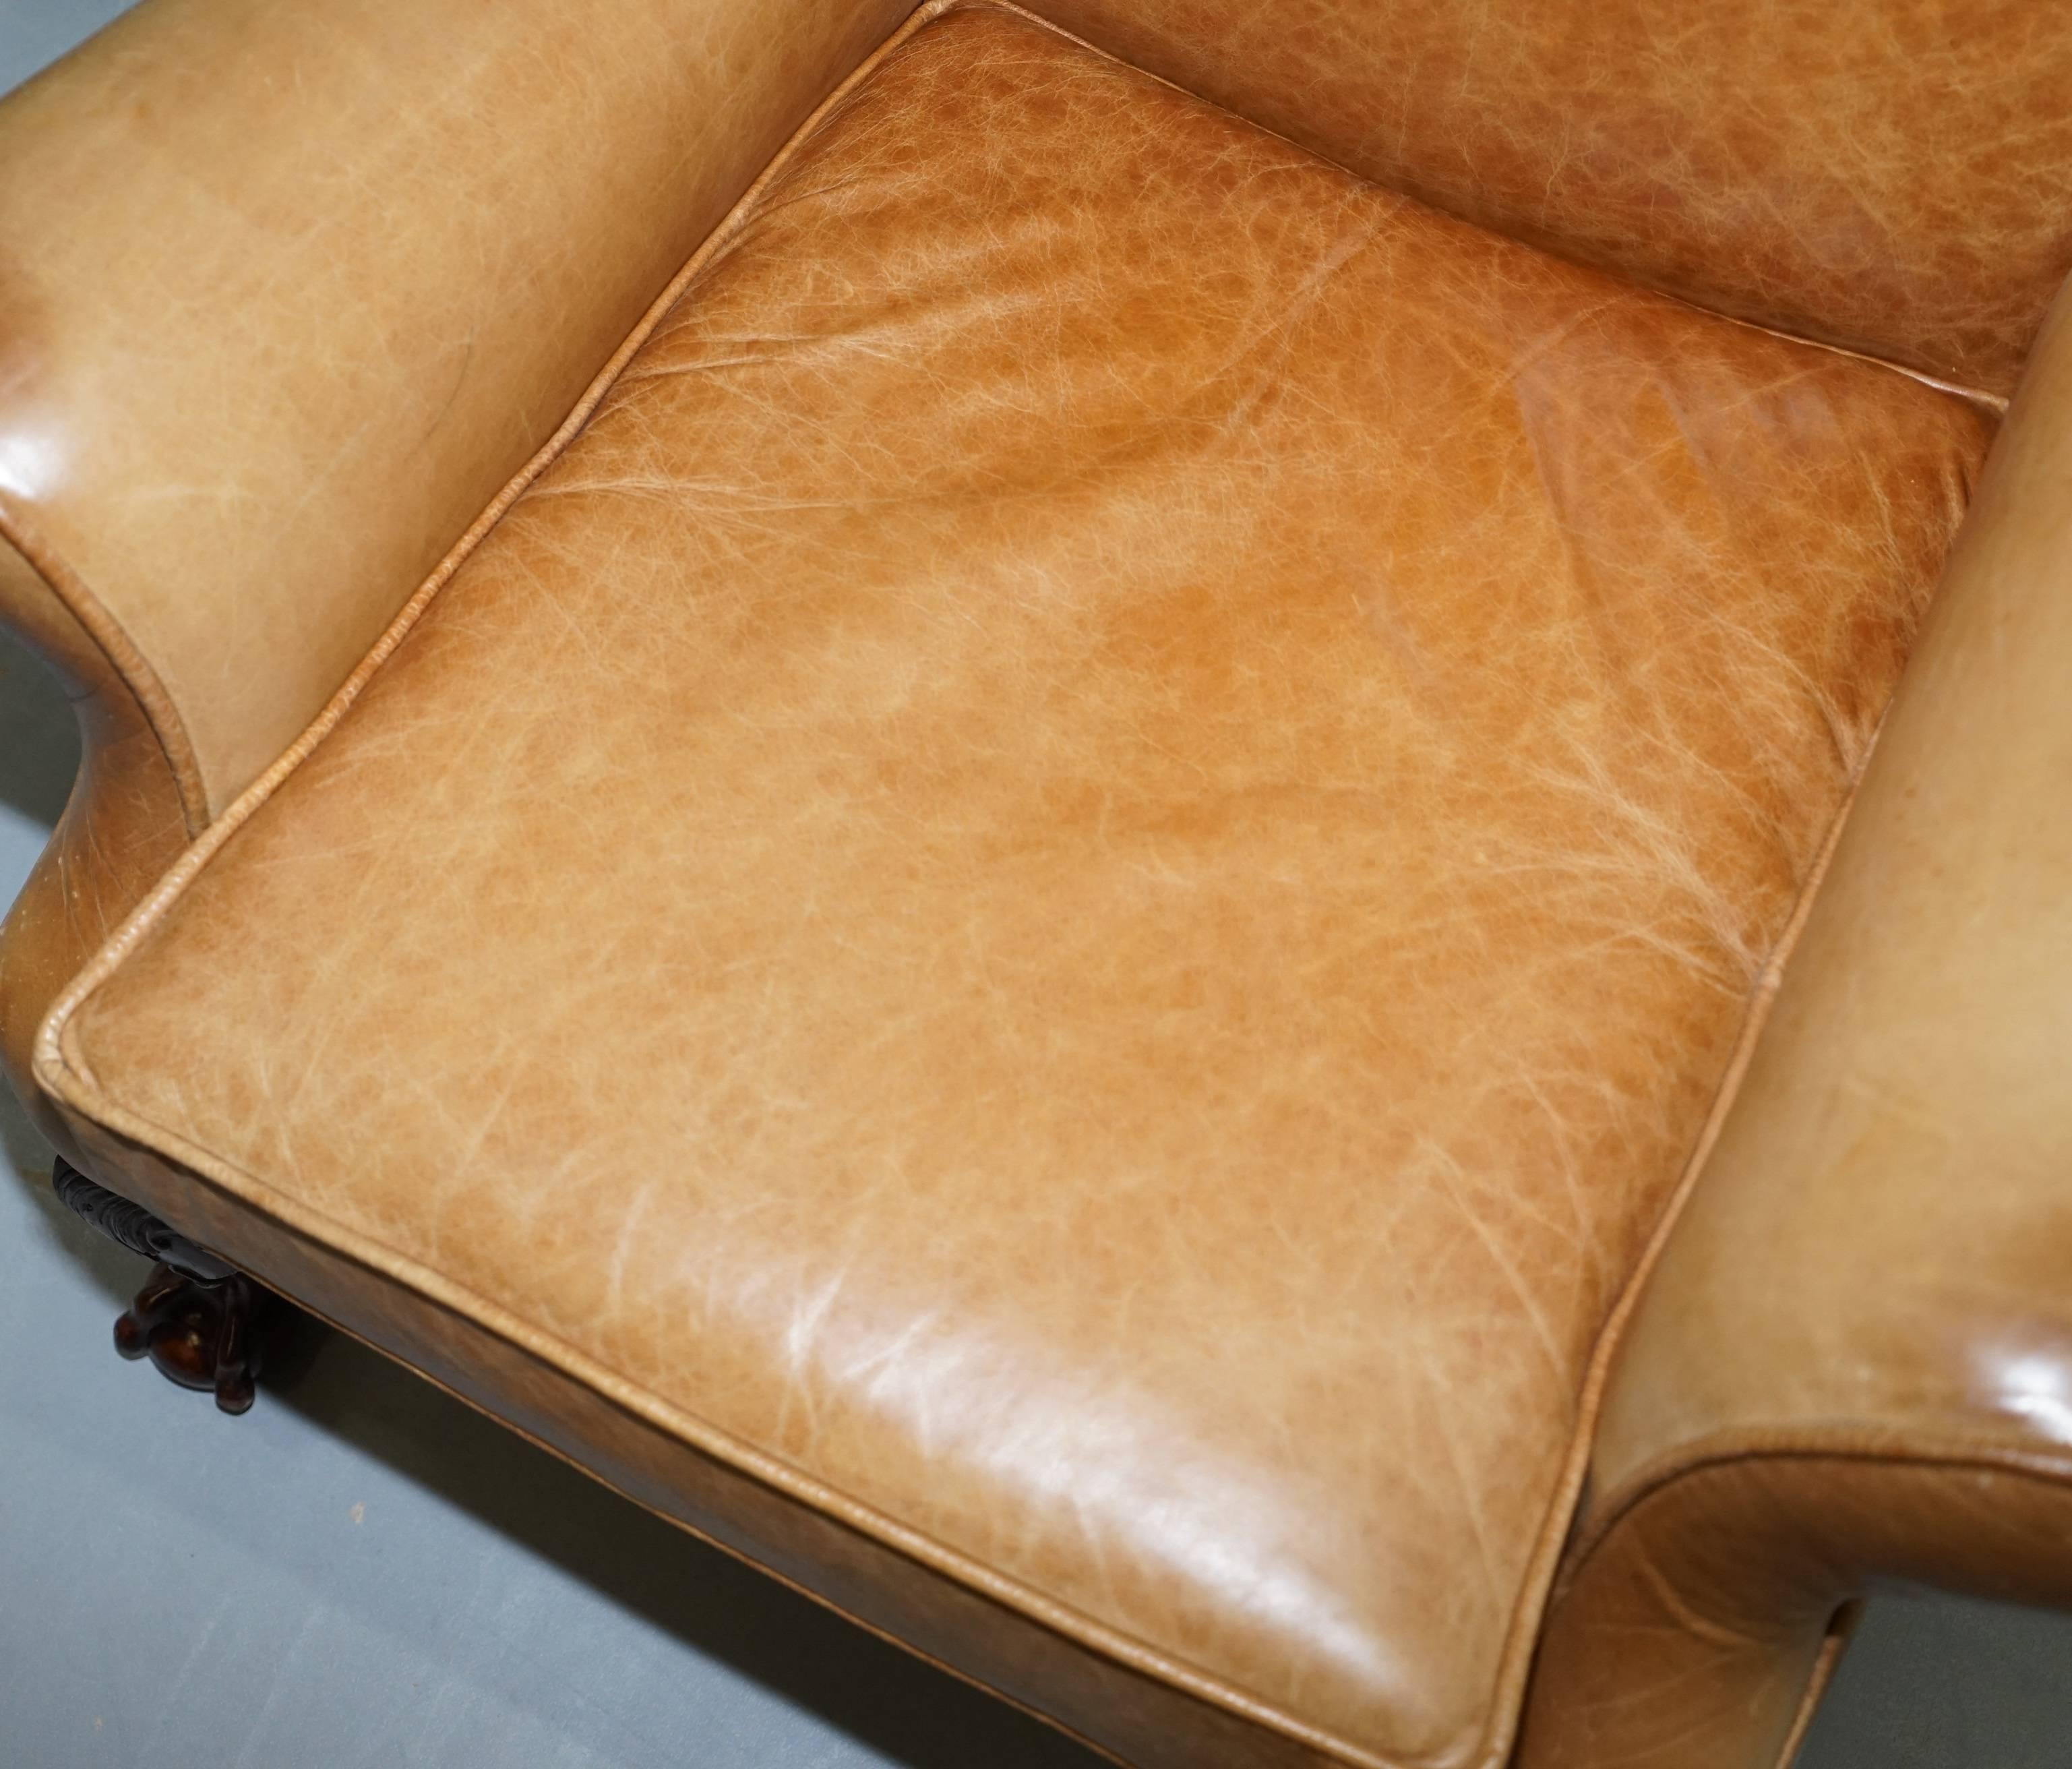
55;1089;1419;1769
1649;293;2007;415
1002;9;2007;415
187;1234;1134;1769
1466;697;1895;1769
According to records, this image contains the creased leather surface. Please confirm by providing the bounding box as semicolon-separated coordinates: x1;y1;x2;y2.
45;7;1990;1765
0;0;910;814
1033;0;2072;397
1514;275;2072;1766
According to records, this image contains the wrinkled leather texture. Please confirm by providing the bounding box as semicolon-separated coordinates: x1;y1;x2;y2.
1513;276;2072;1766
0;0;911;815
1033;0;2072;398
34;9;1994;1764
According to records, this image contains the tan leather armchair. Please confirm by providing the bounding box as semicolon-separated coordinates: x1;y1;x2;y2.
4;1;2070;1763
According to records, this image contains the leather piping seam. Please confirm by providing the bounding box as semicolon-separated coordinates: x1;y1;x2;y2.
49;1082;1409;1769
1472;709;1887;1769
0;496;210;835
28;6;1983;1766
228;1265;1135;1769
1649;297;2004;414
1004;12;2005;413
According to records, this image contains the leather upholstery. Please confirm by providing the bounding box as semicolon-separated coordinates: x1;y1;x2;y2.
1515;276;2072;1767
0;0;909;1147
1035;0;2072;397
58;1114;1334;1769
0;0;911;816
0;519;192;1155
1520;1459;2072;1768
27;7;1996;1764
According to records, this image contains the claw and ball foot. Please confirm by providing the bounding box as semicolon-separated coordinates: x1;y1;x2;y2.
51;1156;276;1414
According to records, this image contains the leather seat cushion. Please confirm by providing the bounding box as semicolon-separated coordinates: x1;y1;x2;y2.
42;4;1992;1764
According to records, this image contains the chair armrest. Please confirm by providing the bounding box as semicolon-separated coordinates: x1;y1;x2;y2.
1517;283;2072;1766
0;533;193;1156
0;0;913;813
0;0;913;1140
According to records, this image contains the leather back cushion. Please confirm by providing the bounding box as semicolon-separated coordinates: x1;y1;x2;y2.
1033;0;2072;396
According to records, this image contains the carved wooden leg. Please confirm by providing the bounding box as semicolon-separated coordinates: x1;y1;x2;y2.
52;1156;276;1414
112;1263;268;1413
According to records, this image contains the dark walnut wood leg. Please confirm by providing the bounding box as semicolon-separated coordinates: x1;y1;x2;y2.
112;1262;270;1414
52;1156;278;1414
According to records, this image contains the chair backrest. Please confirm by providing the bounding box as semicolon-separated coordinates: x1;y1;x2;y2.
1035;0;2072;396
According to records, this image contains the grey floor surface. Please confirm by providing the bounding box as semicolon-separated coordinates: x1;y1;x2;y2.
2;3;2069;1764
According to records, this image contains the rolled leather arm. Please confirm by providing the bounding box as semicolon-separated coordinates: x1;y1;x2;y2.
1517;280;2072;1766
0;0;913;1140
